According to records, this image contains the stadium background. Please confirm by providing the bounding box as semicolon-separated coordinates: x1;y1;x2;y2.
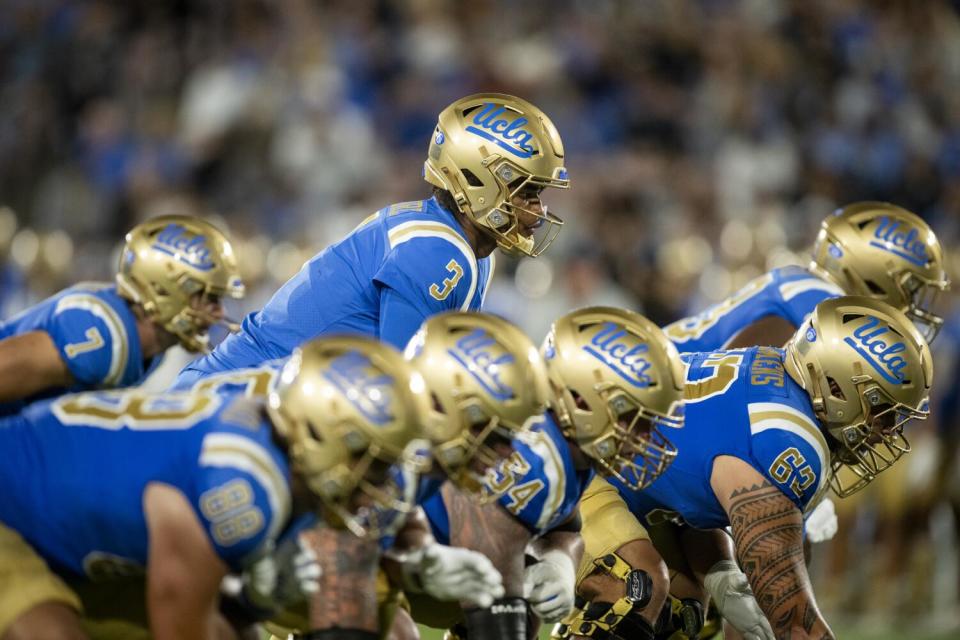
1;1;959;638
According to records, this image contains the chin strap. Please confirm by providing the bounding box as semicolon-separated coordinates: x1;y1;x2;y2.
550;552;654;640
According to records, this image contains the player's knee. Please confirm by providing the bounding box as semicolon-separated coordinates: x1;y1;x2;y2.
3;602;87;640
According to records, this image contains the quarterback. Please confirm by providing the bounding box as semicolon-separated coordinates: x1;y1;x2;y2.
0;336;430;640
0;214;244;416
174;92;570;389
563;297;932;640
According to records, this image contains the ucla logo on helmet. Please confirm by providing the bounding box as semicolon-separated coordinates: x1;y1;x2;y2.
152;223;216;271
842;315;909;384
583;322;654;387
323;351;395;426
828;243;843;259
435;130;445;145
447;328;516;401
465;103;537;159
869;216;929;268
806;326;817;342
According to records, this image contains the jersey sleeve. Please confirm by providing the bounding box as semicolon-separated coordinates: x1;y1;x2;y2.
373;233;477;343
195;430;293;570
747;402;830;512
772;268;844;327
49;294;130;386
493;419;571;535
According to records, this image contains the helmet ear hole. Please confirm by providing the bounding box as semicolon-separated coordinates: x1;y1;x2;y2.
460;169;484;187
826;376;846;401
570;389;590;411
864;279;886;295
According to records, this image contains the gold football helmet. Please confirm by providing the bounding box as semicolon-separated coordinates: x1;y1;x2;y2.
423;93;570;257
267;336;432;537
404;311;550;498
783;296;932;498
542;307;685;490
810;202;950;342
116;214;245;352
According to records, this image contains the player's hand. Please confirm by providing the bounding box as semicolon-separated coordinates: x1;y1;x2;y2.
407;543;505;608
704;560;775;640
523;550;576;623
243;534;322;611
805;497;838;544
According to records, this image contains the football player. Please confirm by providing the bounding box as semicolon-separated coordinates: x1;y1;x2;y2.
560;297;932;640
173;92;570;389
405;307;686;640
665;202;949;352
171;312;550;639
0;335;430;640
0;214;244;416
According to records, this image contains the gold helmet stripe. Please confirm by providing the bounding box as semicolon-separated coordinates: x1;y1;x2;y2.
199;432;292;541
517;424;566;530
54;293;129;386
748;402;830;492
388;221;479;310
778;276;844;302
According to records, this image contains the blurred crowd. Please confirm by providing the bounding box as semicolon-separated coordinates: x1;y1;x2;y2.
1;0;960;632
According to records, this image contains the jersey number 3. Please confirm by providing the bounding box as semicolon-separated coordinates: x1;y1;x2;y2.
429;259;464;301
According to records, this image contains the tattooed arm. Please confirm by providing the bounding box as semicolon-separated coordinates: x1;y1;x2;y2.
443;482;532;640
711;456;834;640
301;522;381;634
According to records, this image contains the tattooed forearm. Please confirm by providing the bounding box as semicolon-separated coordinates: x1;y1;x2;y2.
728;481;835;640
302;524;380;632
443;482;530;596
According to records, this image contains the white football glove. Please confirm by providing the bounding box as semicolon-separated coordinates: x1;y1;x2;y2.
402;543;505;608
243;534;322;611
805;497;838;544
704;560;775;640
523;549;576;623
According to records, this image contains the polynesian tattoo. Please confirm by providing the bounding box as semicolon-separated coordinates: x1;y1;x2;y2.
728;481;835;640
303;524;381;632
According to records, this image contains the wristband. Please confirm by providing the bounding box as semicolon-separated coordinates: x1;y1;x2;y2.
463;597;529;640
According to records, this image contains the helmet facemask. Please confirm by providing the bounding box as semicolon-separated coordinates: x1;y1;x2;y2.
432;394;526;504
160;274;244;353
895;271;947;343
826;379;925;498
571;383;681;491
475;161;566;258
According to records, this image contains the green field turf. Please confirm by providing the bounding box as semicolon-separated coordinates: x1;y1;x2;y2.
415;623;960;639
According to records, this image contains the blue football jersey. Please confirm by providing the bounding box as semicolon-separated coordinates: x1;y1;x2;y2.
177;198;495;386
0;282;161;416
423;413;593;544
611;347;831;530
170;358;286;394
664;267;844;353
0;389;292;577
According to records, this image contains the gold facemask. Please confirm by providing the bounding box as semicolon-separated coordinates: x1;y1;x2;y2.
542;307;686;490
116;215;245;353
424;93;570;257
267;336;433;538
783;296;933;498
404;311;550;501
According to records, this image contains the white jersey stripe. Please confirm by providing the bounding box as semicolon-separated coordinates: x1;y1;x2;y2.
54;294;128;386
778;278;843;302
748;402;829;499
518;424;566;531
388;222;478;311
200;433;291;542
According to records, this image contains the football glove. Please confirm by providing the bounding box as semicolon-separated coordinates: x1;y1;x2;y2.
703;560;775;640
401;543;505;608
805;497;838;544
523;549;577;623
